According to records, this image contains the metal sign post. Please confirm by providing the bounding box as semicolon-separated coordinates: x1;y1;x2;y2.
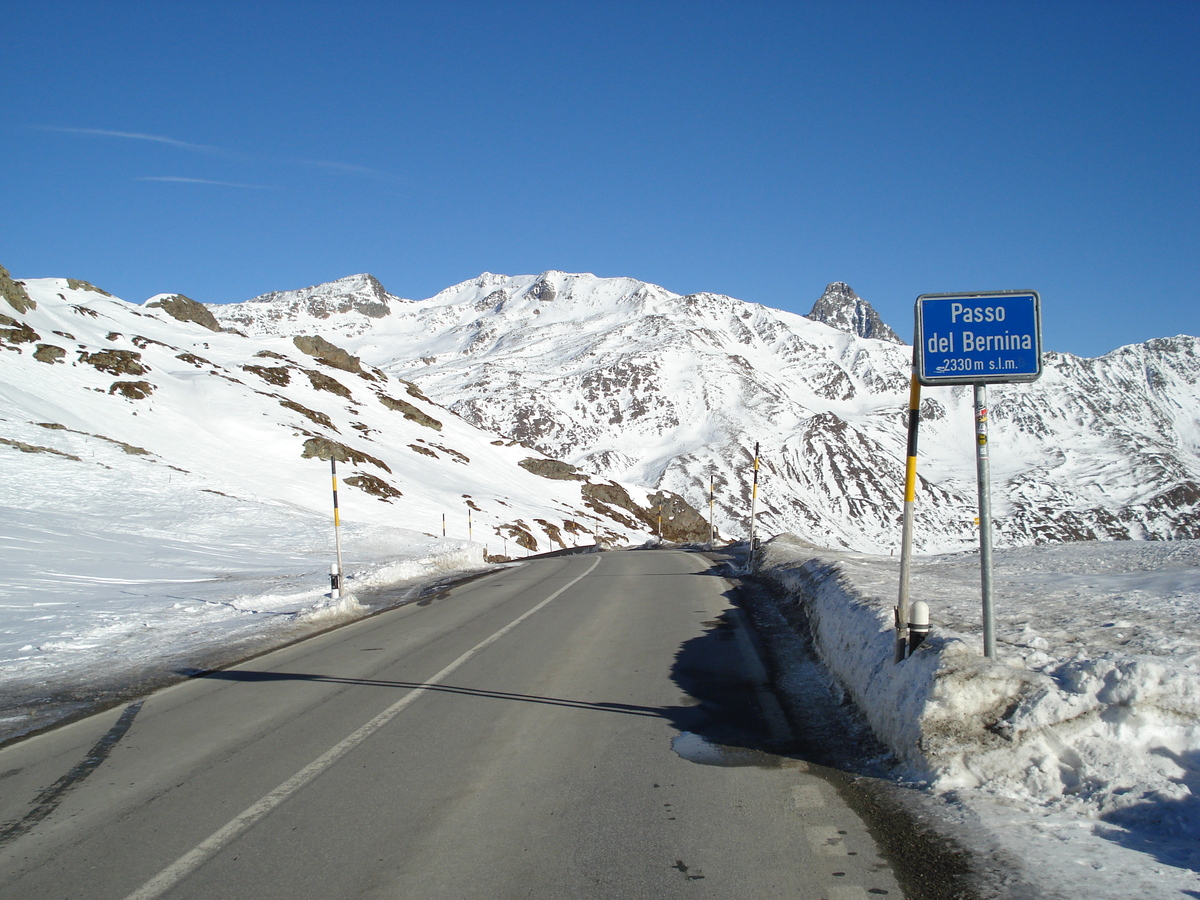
915;291;1042;659
973;385;996;657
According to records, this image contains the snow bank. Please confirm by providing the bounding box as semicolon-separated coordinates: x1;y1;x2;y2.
0;487;489;745
755;535;951;771
756;533;1200;893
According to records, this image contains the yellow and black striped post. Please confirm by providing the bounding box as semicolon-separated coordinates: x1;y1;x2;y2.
700;475;710;547
749;442;760;567
895;366;921;662
331;458;345;598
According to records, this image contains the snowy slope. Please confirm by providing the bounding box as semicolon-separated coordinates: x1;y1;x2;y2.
210;271;1200;554
1;275;675;551
0;271;694;741
757;534;1200;899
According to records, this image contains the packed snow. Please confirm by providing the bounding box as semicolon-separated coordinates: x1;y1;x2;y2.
757;533;1200;899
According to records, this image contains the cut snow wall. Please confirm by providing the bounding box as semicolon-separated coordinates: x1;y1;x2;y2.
753;534;1043;783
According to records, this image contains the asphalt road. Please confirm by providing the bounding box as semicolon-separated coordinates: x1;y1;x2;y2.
0;550;904;899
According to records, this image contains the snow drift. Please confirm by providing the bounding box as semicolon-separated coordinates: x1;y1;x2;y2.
756;533;1200;894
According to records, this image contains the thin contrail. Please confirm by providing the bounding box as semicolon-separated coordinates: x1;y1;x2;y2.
36;125;411;187
37;126;233;155
136;176;280;189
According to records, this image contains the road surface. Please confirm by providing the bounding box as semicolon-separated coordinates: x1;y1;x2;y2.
0;550;903;899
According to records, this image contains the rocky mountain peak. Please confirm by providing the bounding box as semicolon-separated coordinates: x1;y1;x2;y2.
807;282;902;344
527;273;558;303
213;274;399;335
257;273;392;313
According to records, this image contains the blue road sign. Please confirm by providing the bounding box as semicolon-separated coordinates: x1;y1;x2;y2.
915;291;1042;385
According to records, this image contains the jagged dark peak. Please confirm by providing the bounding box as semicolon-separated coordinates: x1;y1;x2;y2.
806;282;902;344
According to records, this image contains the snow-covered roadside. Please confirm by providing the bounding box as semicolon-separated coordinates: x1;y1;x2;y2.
755;533;1200;899
0;469;489;745
2;274;654;746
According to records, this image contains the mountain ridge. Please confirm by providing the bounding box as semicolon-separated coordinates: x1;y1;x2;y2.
7;262;1199;554
203;270;1200;552
1;270;713;562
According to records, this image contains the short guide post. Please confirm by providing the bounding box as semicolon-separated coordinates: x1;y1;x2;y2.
331;458;345;599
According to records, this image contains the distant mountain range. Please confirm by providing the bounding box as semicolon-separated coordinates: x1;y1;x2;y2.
211;270;1200;552
0;266;710;560
5;263;1199;554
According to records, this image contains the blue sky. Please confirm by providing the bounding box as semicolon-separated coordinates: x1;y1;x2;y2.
4;1;1197;357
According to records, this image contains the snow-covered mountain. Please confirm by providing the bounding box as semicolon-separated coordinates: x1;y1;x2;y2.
7;262;1199;557
208;270;1200;552
0;267;703;566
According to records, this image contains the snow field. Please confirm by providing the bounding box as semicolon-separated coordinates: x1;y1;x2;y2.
756;533;1200;898
0;439;486;681
2;276;662;743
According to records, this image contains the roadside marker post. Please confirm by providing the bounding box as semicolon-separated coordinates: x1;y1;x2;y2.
894;355;922;663
700;475;710;547
914;291;1042;658
330;458;345;599
748;442;760;571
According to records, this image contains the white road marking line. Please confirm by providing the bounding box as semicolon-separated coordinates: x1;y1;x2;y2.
121;556;601;900
791;783;826;809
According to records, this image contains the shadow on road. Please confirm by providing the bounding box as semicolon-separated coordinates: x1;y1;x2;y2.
183;602;789;768
181;550;986;900
182;554;869;775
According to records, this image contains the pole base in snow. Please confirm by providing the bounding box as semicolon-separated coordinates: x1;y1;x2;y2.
906;600;930;656
908;625;930;655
